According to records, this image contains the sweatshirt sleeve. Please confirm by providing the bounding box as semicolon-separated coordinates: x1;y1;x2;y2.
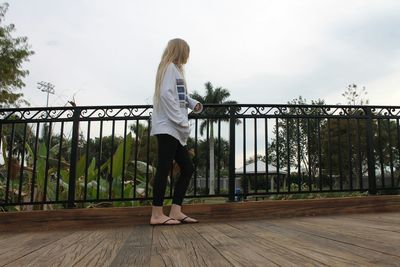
187;96;203;114
159;65;189;127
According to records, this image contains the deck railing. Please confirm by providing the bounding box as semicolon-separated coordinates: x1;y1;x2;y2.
1;104;399;209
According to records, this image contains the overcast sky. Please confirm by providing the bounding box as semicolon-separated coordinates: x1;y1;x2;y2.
5;0;400;108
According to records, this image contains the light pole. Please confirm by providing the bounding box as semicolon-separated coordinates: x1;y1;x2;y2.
37;81;55;107
37;81;55;140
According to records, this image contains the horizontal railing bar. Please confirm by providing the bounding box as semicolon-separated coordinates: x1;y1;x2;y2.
2;104;399;122
2;103;400;110
2;114;396;123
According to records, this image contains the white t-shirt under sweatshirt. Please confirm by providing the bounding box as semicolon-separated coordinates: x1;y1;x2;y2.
150;63;203;146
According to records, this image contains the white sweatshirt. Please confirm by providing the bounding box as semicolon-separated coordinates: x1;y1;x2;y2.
150;62;203;146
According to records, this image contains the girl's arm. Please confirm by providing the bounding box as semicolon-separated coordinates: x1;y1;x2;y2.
187;96;203;114
160;65;189;127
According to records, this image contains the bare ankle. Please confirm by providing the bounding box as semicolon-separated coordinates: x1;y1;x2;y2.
170;204;182;213
152;206;165;218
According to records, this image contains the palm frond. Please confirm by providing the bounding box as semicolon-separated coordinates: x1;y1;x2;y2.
192;81;240;127
189;91;204;102
199;119;208;136
214;87;231;103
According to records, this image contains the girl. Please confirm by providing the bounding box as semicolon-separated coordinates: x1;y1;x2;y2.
149;38;203;226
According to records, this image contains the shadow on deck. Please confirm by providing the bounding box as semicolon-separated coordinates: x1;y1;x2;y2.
0;195;399;266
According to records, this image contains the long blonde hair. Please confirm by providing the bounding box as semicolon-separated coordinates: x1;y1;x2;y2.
153;38;190;108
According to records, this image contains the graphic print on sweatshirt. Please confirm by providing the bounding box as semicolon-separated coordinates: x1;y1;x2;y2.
176;79;189;108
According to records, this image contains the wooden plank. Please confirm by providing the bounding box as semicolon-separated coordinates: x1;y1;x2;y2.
169;224;232;267
73;227;130;267
257;217;400;265
192;222;292;266
150;225;195;267
1;195;399;232
215;221;357;266
0;231;71;266
289;217;400;255
0;232;42;252
109;225;153;267
200;195;400;221
0;233;14;242
298;214;400;234
347;212;400;224
229;219;397;266
5;230;93;266
2;213;399;267
0;206;152;232
34;228;118;266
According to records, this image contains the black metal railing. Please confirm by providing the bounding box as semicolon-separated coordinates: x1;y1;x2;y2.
0;104;399;210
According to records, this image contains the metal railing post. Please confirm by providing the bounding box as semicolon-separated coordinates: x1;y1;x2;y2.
68;107;81;208
228;106;236;202
365;107;377;195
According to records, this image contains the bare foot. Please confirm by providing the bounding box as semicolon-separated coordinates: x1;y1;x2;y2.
169;211;198;223
150;214;181;225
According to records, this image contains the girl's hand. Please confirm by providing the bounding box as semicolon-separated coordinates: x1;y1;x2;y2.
194;103;202;113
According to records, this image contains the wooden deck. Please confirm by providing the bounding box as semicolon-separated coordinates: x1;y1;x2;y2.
1;196;400;266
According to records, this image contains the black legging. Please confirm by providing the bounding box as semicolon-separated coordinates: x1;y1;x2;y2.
152;133;194;206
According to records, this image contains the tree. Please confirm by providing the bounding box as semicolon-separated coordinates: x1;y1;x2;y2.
322;84;400;190
130;122;157;165
342;83;369;105
189;81;240;195
0;2;34;107
268;96;326;191
246;154;265;165
186;136;230;184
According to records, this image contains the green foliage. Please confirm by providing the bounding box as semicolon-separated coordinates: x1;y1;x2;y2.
268;96;326;179
342;83;369;105
0;3;34;107
0;122;159;209
265;191;369;200
186;136;230;177
129;122;158;169
190;81;240;136
189;81;239;194
267;92;400;190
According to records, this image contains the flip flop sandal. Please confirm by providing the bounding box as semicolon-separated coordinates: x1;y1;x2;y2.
150;217;181;226
179;216;199;224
